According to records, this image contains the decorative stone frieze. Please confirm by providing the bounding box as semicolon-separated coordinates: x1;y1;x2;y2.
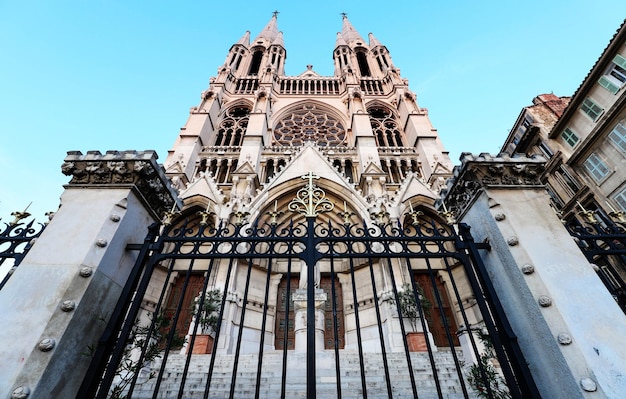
439;153;546;218
61;150;180;218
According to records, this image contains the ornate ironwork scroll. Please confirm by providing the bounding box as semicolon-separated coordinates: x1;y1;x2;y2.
288;172;334;218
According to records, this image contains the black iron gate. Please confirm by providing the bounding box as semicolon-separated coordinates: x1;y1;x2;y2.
0;212;45;290
78;181;538;399
566;211;626;314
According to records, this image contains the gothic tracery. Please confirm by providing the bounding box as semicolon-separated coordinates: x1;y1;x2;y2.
215;105;251;146
273;104;346;146
369;106;405;147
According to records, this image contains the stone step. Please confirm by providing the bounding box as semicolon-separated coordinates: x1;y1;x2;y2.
127;350;470;398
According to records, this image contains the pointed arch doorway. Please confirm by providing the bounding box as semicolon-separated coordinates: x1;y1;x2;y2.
274;275;345;350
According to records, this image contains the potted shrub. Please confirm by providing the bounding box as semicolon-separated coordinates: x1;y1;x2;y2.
397;283;431;351
190;288;222;354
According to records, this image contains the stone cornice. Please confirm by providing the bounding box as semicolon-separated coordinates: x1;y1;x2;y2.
61;150;181;219
439;153;546;219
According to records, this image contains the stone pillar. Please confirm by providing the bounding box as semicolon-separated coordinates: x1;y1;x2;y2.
441;153;626;398
292;289;327;352
0;150;179;399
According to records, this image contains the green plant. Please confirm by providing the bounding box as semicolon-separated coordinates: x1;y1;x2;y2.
195;288;223;335
109;312;180;399
467;331;512;399
397;283;431;331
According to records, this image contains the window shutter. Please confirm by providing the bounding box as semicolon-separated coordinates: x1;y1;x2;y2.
598;76;620;94
613;54;626;69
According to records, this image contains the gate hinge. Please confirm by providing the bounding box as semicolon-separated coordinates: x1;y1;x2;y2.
475;238;491;251
126;242;162;251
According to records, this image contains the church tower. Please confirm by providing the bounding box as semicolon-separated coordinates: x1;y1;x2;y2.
163;14;453;223
9;13;626;399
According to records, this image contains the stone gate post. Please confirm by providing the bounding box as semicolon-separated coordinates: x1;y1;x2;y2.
441;153;626;399
0;151;179;399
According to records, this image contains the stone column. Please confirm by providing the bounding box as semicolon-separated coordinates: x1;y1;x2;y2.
292;289;327;352
0;150;179;399
441;153;626;398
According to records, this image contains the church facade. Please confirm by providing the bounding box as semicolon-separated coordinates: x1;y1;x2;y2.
2;14;626;399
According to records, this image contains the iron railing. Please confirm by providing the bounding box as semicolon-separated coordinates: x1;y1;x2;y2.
566;212;626;313
78;210;538;399
0;215;45;290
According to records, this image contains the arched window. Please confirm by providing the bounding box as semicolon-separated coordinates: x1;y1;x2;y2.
249;50;263;75
356;51;371;77
368;107;404;147
215;106;251;146
273;104;346;147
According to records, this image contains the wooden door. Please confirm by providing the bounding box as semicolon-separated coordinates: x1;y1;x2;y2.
163;274;205;344
320;276;345;349
274;275;344;350
275;276;298;350
414;273;459;347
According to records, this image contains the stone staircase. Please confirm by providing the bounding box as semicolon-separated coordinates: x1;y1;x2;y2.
130;350;471;398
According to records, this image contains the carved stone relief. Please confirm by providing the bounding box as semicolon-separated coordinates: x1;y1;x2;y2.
61;151;179;217
440;153;546;218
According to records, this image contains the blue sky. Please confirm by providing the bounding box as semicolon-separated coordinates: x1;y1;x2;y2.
1;1;625;221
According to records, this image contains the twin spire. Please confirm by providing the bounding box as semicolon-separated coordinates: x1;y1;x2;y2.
235;13;384;50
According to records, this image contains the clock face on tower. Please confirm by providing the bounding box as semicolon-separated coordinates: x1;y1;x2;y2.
273;104;346;147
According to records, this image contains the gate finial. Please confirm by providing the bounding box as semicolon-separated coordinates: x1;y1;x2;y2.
288;172;334;217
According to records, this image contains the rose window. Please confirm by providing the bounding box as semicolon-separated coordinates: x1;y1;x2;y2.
273;105;346;146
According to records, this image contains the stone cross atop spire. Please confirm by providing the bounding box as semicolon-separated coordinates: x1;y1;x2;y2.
340;14;365;45
254;14;280;43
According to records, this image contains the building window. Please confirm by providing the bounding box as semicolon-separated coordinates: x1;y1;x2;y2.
608;123;626;153
583;153;610;182
599;54;626;94
546;184;564;210
614;186;626;212
538;141;554;158
249;50;264;75
369;107;405;147
356;51;371;77
580;98;604;121
215;106;250;146
561;128;579;147
273;104;346;147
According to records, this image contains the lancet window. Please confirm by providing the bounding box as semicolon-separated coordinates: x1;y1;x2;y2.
249;50;264;75
356;51;371;77
332;159;355;182
369;107;405;147
273;104;346;147
214;105;251;146
262;158;287;183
